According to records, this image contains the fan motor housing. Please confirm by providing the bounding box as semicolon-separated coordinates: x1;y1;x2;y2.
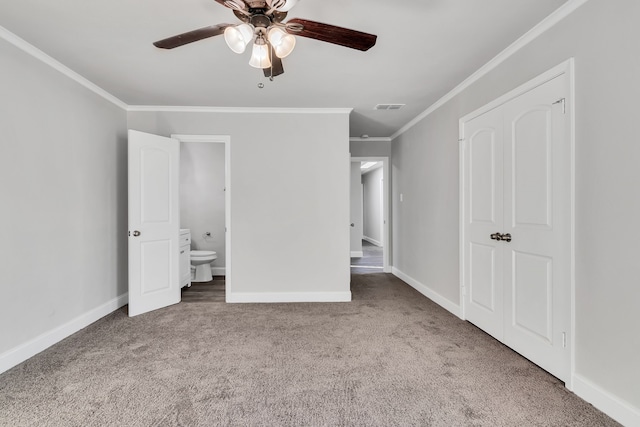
250;13;272;28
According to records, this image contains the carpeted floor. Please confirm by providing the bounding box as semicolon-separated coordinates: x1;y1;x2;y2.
0;274;618;426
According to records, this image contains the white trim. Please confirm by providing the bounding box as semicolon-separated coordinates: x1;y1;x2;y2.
390;0;590;140
130;105;353;114
350;251;364;258
458;136;467;319
351;156;391;273
362;236;382;247
572;374;640;427
227;292;352;303
392;267;462;318
0;293;128;375
171;134;232;303
0;25;127;110
568;58;577;392
349;137;392;142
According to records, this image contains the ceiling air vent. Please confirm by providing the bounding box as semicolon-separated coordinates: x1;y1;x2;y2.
374;104;405;110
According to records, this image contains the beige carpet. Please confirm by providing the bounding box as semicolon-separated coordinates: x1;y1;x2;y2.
0;274;618;426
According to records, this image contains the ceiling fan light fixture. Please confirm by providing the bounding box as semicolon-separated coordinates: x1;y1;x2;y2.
267;0;299;12
249;37;272;69
267;27;296;58
224;23;255;54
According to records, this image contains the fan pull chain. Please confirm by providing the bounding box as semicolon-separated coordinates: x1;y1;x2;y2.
269;44;274;81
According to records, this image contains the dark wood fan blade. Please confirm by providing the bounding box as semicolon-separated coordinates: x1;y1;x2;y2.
153;24;232;49
285;18;377;51
264;45;285;78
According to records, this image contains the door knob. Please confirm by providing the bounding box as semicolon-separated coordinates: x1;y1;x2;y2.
490;233;501;241
350;223;355;227
501;233;512;242
132;230;141;237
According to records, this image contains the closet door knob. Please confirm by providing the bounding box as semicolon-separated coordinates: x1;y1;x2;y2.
132;230;141;237
501;233;512;242
490;233;501;241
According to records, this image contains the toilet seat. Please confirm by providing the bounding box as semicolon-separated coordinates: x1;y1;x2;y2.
191;250;217;259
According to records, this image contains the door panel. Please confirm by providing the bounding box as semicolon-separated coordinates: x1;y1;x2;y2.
512;108;552;228
128;130;180;317
463;107;504;340
470;128;497;224
503;75;570;381
141;239;172;294
512;250;553;342
141;148;172;223
469;243;497;312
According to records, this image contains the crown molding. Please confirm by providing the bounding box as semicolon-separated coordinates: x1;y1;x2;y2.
390;0;591;141
349;137;392;142
127;105;353;114
0;25;128;110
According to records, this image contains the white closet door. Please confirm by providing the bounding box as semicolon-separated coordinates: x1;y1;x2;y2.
462;69;571;383
463;107;504;341
502;75;570;381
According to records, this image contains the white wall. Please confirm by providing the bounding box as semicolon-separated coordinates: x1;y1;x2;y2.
0;37;127;365
391;0;640;421
349;162;363;255
180;142;226;271
128;110;351;301
362;167;383;245
349;140;391;158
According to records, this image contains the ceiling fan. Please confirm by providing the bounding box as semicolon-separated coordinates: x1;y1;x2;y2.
153;0;377;79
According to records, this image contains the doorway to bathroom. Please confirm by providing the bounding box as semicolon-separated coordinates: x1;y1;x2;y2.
172;134;230;303
350;156;389;274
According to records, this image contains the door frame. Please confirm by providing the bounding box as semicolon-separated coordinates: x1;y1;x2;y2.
172;134;232;302
458;58;575;389
351;156;390;273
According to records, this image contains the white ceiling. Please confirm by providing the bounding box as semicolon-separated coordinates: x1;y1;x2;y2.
0;0;568;138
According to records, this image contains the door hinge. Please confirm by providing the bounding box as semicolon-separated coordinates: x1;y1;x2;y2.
562;332;567;348
553;98;566;114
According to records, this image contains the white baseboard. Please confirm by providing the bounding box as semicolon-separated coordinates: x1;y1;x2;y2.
228;291;352;303
572;374;640;427
350;251;364;258
211;267;226;276
0;293;128;375
392;267;462;318
363;236;382;247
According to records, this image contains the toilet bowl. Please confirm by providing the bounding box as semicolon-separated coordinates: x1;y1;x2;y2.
190;250;217;282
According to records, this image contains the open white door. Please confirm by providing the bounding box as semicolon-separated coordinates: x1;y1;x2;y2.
128;130;180;317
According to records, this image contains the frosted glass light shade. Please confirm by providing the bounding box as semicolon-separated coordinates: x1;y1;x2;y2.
224;23;254;54
267;27;296;58
249;42;272;69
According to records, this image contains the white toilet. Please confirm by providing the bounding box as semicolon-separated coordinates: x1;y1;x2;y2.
190;250;217;282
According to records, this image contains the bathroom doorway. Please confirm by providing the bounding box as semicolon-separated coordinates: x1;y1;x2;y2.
350;156;389;274
172;134;231;301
